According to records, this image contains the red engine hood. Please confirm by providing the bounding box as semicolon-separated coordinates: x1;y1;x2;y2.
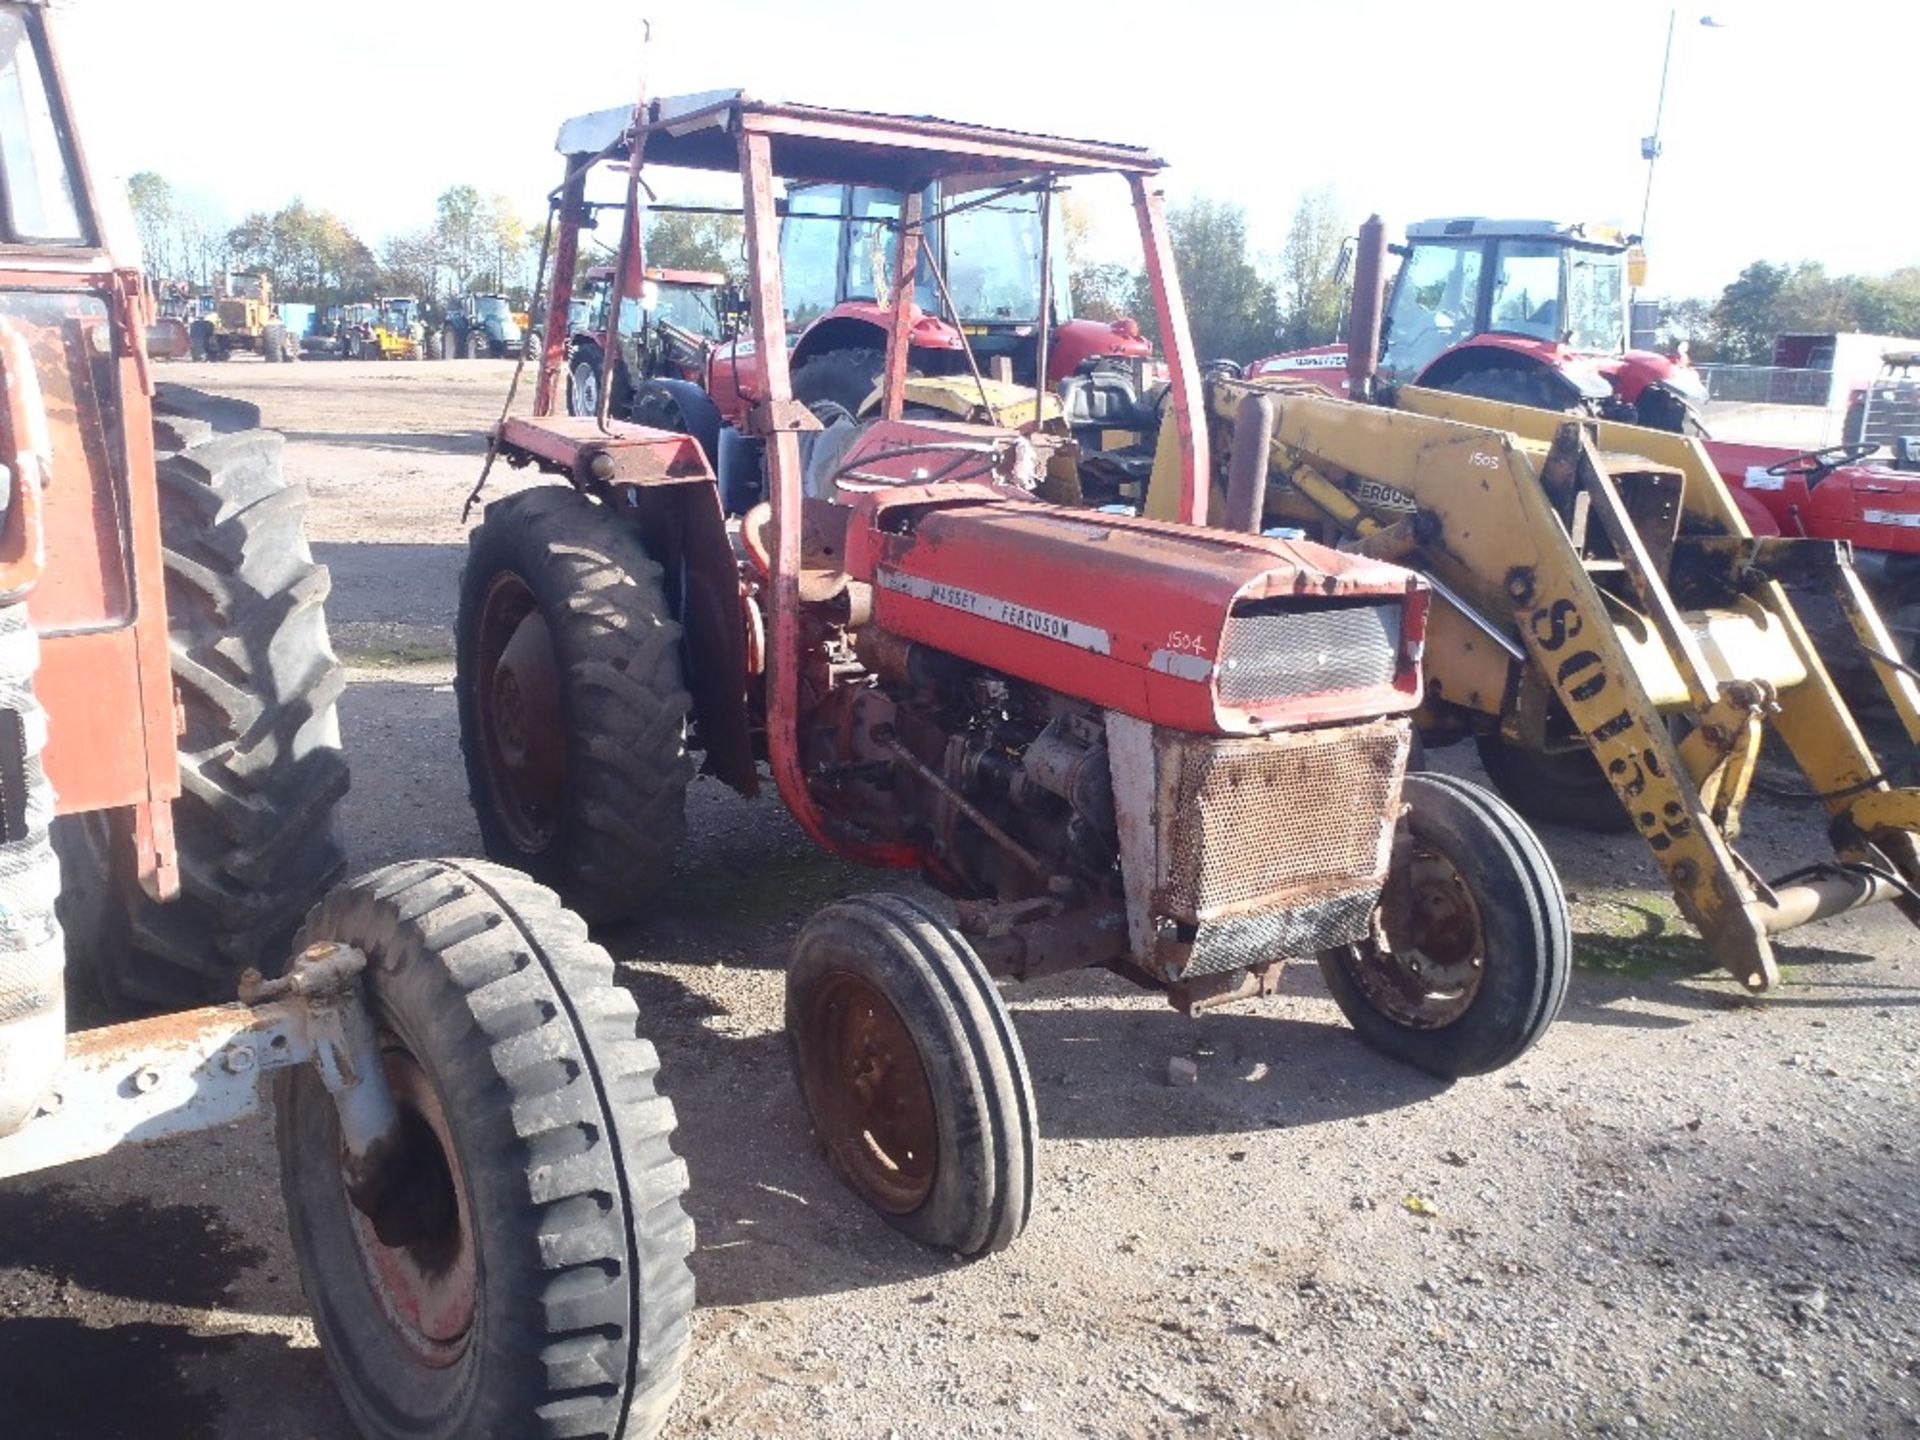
1248;344;1351;397
846;491;1426;735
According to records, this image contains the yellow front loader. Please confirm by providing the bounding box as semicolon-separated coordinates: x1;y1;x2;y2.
1145;376;1920;991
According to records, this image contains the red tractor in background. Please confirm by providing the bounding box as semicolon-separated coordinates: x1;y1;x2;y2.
554;138;1154;459
1253;216;1708;434
486;89;1569;1263
0;7;694;1437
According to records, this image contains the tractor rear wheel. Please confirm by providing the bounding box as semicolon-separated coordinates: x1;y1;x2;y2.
1318;772;1569;1078
1437;364;1571;413
262;323;285;364
786;893;1036;1257
276;858;695;1440
1474;734;1634;833
463;327;484;361
456;486;694;924
792;347;888;417
188;319;211;362
52;384;349;1010
0;601;65;1136
425;329;445;361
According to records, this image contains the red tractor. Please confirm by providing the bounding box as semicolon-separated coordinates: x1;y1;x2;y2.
484;89;1569;1259
1252;216;1708;434
0;7;694;1437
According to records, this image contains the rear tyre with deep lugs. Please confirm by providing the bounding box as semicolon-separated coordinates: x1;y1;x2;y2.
52;384;348;1011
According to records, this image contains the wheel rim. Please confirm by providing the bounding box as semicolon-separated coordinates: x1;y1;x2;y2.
473;570;566;853
571;362;599;418
1339;834;1487;1029
343;1044;476;1368
800;972;938;1214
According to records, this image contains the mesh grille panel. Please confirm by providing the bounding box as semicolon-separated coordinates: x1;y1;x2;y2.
1157;717;1408;921
1217;603;1402;705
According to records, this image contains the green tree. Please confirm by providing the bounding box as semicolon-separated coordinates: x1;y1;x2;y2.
1274;187;1347;351
1132;198;1279;364
126;171;174;278
1708;261;1789;364
433;184;488;291
1071;261;1137;323
643;209;746;281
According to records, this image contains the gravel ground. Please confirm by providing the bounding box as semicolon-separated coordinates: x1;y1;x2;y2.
3;356;1919;1439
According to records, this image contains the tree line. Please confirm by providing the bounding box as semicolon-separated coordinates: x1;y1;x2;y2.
1667;262;1920;365
127;173;543;310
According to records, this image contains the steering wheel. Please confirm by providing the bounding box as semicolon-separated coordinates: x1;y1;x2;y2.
1764;441;1879;480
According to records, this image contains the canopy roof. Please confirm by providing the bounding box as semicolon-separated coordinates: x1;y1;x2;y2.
556;90;1163;189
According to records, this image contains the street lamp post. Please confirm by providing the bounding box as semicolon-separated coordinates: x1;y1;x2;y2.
1638;7;1677;240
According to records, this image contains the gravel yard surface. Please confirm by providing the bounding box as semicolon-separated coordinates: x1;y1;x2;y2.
3;358;1917;1439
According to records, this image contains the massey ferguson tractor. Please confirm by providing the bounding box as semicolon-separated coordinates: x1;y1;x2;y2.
0;7;694;1438
1252;216;1709;434
472;89;1569;1260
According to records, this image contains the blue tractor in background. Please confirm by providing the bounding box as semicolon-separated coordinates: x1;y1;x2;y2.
441;293;525;359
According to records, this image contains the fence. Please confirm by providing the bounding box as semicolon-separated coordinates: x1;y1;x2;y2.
1694;365;1834;406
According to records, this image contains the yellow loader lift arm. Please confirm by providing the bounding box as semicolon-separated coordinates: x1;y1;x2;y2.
1150;378;1920;990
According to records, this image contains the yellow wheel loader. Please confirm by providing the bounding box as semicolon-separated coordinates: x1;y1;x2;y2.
1143;223;1920;993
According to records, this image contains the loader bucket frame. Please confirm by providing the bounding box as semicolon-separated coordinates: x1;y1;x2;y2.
1153;377;1920;990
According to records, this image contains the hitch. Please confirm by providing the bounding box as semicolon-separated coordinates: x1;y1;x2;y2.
0;942;403;1193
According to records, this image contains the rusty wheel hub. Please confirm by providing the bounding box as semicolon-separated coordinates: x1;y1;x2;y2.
343;1047;476;1368
474;571;565;853
800;973;938;1214
1346;839;1486;1029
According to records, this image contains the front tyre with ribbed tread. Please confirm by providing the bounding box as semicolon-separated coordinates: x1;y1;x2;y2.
53;383;348;1010
786;893;1036;1257
456;486;694;924
275;857;695;1440
1318;772;1569;1078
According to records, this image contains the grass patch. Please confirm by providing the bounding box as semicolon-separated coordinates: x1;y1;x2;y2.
340;640;454;668
1571;886;1709;976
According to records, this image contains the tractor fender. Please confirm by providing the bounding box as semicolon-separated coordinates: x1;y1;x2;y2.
1419;341;1607;405
790;304;965;372
1610;347;1696;406
598;468;758;798
632;377;724;473
1047;317;1151;386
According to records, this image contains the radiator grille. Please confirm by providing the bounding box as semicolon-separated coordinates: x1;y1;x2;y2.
1216;602;1402;705
1156;716;1408;925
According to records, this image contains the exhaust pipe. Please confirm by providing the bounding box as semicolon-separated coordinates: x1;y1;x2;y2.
1345;214;1388;404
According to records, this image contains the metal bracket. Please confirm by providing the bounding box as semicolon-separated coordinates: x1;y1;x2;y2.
0;942;402;1188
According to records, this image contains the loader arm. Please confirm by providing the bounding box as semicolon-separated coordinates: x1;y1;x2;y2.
1154;377;1920;991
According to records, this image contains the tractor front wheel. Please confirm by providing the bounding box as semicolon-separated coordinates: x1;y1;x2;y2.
1318;772;1569;1078
456;486;694;924
276;858;694;1440
786;893;1036;1257
463;327;484;361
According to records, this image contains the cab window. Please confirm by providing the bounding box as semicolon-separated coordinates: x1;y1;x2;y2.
780;184;842;329
1488;240;1562;341
1380;240;1482;381
0;9;85;244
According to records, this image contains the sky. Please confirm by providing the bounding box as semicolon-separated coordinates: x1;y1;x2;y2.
49;0;1920;301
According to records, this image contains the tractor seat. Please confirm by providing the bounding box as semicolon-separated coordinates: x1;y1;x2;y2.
1059;372;1158;433
740;499;854;605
